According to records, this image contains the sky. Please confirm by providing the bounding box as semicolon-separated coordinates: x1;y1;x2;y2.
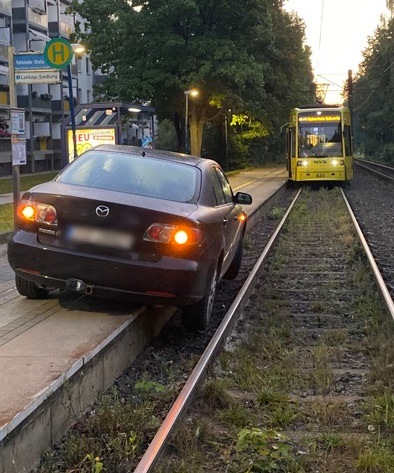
284;0;389;104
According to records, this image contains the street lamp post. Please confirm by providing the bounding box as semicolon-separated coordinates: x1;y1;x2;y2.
184;89;198;154
67;63;77;161
224;114;229;171
224;109;231;171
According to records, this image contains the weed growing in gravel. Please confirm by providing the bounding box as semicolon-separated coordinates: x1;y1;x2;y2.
201;378;233;409
355;443;394;472
154;419;212;473
323;328;348;345
36;389;151;472
306;400;356;428
229;428;299;472
219;403;251;428
319;431;346;451
268;206;286;220
366;393;394;434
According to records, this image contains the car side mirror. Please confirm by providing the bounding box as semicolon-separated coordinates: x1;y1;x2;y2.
234;192;252;205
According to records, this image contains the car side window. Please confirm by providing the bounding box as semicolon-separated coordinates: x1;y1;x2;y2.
215;167;233;204
210;168;226;206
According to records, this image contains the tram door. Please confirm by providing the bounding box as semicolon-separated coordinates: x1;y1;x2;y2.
286;127;294;178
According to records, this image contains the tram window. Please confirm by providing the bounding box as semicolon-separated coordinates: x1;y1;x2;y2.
329;126;341;143
299;124;343;157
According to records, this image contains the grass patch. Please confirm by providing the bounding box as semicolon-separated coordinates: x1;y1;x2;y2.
0;204;13;233
0;172;58;195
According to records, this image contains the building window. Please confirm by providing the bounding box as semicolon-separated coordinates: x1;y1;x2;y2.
86;58;90;74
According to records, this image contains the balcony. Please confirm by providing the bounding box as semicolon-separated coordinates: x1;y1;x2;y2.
29;0;46;12
60;21;73;38
28;7;48;30
0;91;9;106
34;135;53;151
0;0;11;16
0;26;10;45
17;94;53;112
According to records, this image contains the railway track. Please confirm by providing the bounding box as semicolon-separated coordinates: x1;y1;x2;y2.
345;163;394;299
354;158;394;181
35;184;394;473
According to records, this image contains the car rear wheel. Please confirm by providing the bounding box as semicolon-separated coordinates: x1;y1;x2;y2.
223;240;243;280
15;275;49;299
182;265;218;333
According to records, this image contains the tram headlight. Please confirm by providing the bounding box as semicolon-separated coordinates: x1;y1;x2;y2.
332;159;345;166
297;160;308;166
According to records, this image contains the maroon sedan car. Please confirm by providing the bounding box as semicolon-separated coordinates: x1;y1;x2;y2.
8;145;252;332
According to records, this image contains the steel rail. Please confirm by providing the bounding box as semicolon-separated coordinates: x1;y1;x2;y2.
133;190;302;473
354;158;394;181
341;189;394;321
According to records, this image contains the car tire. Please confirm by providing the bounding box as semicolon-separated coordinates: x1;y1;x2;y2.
182;265;218;333
223;240;243;280
15;275;49;299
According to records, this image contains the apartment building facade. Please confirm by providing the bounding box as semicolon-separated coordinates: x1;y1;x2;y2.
0;0;94;177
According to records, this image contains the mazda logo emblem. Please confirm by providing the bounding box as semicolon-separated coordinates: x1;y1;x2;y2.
96;205;110;217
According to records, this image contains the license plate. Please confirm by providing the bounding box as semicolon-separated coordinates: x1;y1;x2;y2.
67;225;133;250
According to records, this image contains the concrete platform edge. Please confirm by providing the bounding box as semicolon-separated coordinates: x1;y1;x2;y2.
0;306;173;473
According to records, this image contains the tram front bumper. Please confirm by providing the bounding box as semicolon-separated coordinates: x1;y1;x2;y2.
299;170;344;181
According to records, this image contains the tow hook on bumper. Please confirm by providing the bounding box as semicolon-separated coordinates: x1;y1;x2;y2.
66;278;95;295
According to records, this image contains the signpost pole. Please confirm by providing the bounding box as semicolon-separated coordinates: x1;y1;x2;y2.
67;63;77;161
8;46;20;230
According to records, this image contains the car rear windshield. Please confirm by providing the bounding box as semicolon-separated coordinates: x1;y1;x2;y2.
57;150;198;203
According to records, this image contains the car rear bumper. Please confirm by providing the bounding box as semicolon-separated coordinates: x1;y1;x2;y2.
8;231;215;306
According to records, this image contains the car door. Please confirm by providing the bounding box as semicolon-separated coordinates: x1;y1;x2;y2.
210;166;240;269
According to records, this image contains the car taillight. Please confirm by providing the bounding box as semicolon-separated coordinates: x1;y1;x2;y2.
143;223;201;245
17;201;58;225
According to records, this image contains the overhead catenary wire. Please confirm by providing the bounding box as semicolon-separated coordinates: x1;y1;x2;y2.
353;58;394;111
315;0;325;73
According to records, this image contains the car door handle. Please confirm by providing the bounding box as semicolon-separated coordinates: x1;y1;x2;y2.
223;218;229;225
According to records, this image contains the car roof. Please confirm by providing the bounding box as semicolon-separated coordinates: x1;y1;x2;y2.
91;144;215;168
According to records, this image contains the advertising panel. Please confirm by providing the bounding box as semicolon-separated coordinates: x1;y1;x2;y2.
67;128;116;161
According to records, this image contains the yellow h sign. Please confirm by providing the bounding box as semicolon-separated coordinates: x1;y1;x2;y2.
44;38;73;69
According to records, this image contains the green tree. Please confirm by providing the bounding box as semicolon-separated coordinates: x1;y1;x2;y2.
353;14;394;159
70;0;313;160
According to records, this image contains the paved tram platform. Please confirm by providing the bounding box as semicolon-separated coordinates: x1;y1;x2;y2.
0;166;288;472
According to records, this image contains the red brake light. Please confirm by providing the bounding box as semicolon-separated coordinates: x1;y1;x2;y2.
146;224;175;243
37;205;57;223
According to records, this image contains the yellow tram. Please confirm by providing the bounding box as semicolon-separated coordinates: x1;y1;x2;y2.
285;105;353;183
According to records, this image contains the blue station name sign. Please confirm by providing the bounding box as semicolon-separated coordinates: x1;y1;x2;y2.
14;53;52;71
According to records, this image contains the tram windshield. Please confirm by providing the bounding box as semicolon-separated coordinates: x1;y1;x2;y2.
298;114;343;157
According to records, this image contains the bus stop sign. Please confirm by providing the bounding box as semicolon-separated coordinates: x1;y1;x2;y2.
44;38;73;69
